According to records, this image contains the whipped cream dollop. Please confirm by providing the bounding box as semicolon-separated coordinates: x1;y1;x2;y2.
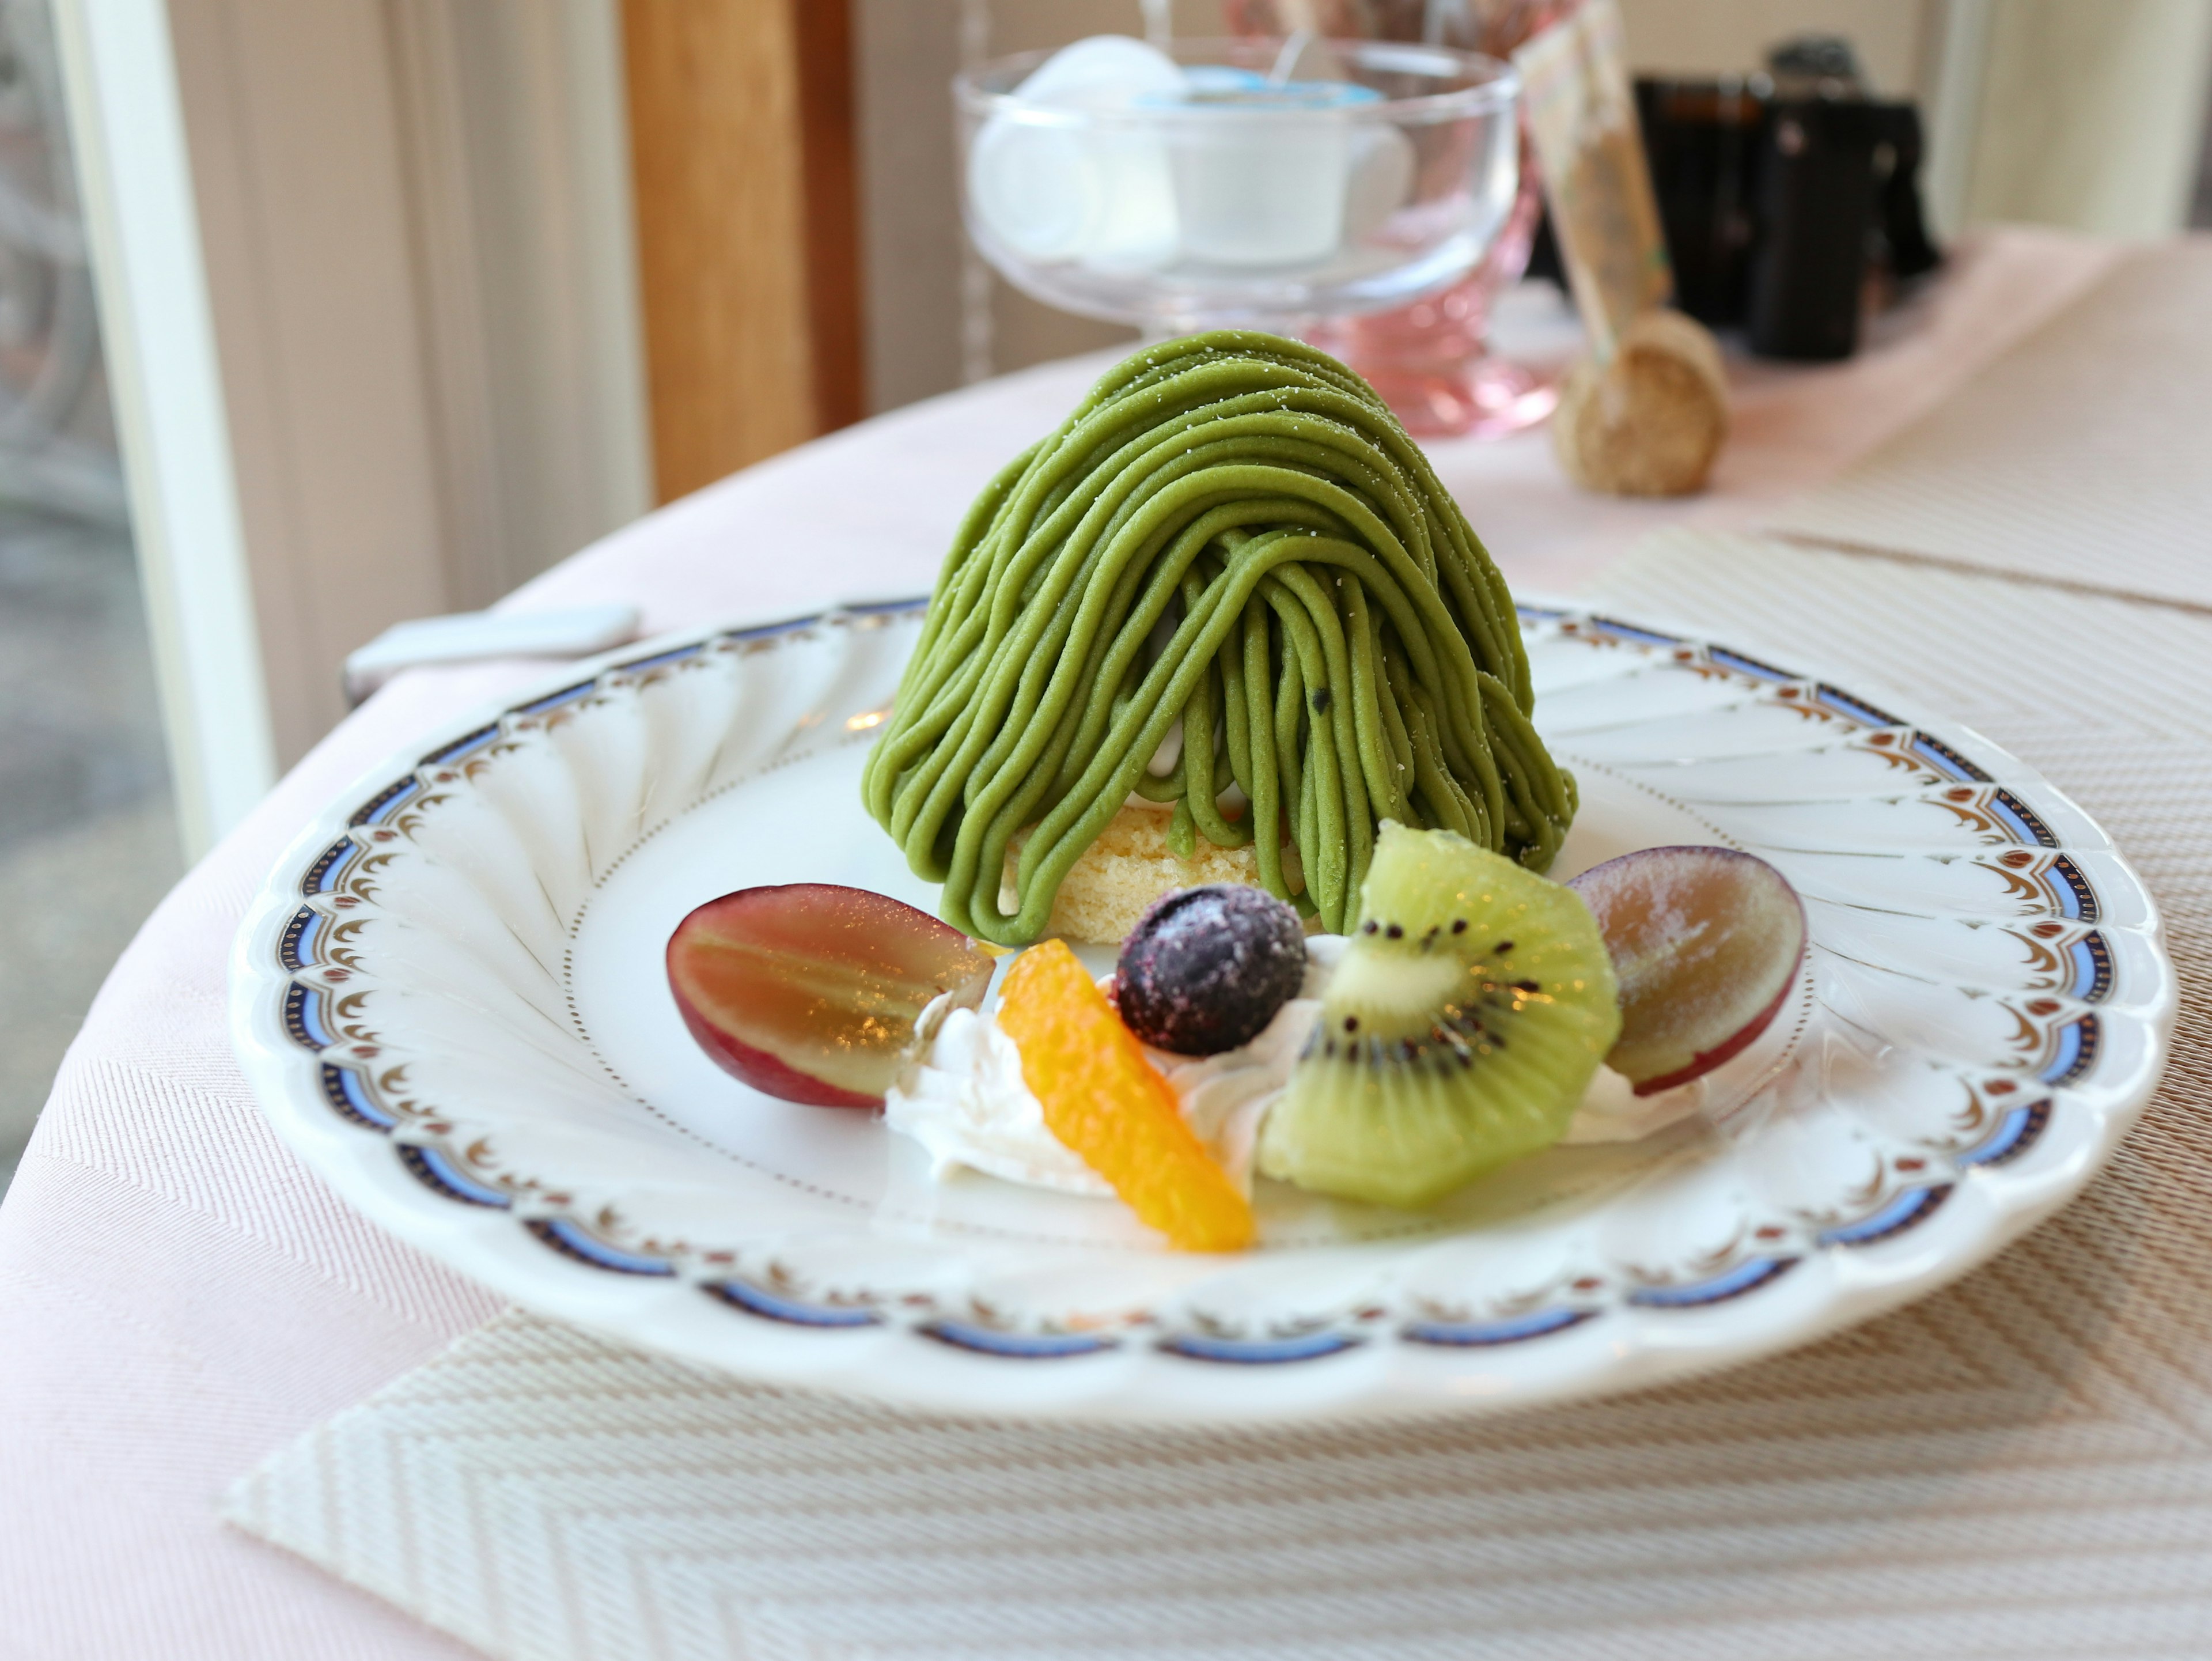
886;936;1705;1195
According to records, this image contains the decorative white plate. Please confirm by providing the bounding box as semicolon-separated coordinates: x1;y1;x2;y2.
232;600;2175;1422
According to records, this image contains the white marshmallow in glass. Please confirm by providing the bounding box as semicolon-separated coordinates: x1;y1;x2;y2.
967;36;1183;273
1013;32;1183;103
1165;82;1396;270
1169;114;1345;267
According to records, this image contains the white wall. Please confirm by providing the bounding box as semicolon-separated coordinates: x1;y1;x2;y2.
854;0;971;414
1618;0;1938;94
386;1;652;611
166;0;456;774
1958;0;2212;240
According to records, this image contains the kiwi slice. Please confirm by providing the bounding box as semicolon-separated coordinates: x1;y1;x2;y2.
1257;822;1622;1209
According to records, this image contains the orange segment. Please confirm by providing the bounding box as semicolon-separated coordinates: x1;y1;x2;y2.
998;940;1255;1253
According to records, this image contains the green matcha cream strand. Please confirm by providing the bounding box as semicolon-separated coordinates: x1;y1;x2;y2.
861;331;1577;947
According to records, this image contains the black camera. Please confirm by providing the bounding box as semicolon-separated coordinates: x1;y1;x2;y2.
1633;37;1941;360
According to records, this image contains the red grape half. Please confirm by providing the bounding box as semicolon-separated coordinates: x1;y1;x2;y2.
1569;846;1807;1095
667;884;995;1107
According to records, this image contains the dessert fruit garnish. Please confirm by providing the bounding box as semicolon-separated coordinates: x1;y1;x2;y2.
1258;822;1621;1209
860;330;1578;948
998;938;1255;1251
1115;884;1308;1057
667;883;994;1107
1569;846;1806;1095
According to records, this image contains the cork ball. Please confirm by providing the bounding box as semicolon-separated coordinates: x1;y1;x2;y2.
1552;309;1729;497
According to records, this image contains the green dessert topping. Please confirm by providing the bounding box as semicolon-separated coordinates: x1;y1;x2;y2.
862;331;1577;947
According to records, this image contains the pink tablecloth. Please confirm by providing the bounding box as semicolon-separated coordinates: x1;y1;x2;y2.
0;229;2121;1659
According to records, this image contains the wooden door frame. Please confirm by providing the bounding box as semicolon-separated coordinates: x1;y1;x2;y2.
793;0;863;436
623;0;863;503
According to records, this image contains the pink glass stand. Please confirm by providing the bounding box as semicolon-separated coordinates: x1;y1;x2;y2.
1305;153;1559;437
1228;0;1567;439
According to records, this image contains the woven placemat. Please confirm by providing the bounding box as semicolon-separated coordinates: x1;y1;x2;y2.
222;530;2212;1661
1767;239;2212;612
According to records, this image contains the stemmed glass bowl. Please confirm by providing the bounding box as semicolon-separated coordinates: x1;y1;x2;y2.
956;37;1520;336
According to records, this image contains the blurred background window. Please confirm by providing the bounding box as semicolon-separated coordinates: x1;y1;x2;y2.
0;0;174;1194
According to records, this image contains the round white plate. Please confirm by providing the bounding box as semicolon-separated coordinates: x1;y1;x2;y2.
232;600;2175;1422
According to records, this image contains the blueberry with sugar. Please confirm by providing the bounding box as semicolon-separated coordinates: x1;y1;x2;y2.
1115;884;1308;1056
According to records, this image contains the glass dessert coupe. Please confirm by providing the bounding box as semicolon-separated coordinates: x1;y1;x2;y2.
955;36;1520;349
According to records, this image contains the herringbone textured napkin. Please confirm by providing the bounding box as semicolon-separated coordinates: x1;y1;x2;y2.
224;531;2212;1661
1766;239;2212;611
